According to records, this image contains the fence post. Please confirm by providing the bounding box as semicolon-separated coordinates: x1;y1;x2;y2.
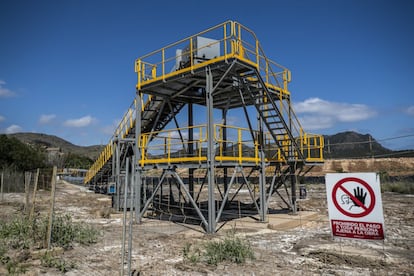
46;166;57;249
1;172;3;202
29;168;40;220
24;172;32;214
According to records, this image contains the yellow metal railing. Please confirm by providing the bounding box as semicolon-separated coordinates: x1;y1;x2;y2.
139;125;207;165
264;132;324;163
86;123;324;184
137;124;323;167
84;96;152;184
134;20;320;161
86;21;325;184
135;20;288;92
214;124;259;165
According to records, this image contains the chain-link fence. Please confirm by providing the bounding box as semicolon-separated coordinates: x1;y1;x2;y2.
0;168;54;193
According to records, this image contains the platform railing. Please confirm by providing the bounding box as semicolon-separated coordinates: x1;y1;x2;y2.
86;21;325;184
133;21;320;160
134;21;288;91
136;124;323;167
84;95;153;184
264;132;324;163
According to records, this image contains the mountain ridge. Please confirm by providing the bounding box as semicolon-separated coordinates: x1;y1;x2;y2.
8;132;104;160
8;131;413;161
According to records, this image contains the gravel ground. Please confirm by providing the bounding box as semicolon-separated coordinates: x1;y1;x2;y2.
1;180;413;275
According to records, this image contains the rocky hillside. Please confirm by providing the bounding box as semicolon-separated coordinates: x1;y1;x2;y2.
324;131;389;158
8;131;414;162
308;157;414;177
8;133;104;160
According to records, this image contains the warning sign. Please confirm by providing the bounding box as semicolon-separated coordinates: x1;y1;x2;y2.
331;220;384;240
326;173;385;240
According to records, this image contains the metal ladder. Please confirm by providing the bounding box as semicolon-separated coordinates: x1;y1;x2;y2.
243;76;305;162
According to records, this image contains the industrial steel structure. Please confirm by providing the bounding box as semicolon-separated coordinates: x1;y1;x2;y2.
84;21;324;233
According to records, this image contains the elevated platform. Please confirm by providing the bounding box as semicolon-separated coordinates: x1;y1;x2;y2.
85;21;324;233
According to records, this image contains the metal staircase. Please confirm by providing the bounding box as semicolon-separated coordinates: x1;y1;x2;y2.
141;96;185;134
84;95;185;185
242;76;301;162
82;20;325;234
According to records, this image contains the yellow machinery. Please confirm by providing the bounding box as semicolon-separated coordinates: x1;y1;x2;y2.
85;21;323;233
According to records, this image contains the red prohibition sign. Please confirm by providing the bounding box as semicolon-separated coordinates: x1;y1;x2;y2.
332;177;376;218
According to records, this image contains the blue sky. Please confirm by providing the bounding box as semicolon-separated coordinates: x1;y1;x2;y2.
1;0;413;150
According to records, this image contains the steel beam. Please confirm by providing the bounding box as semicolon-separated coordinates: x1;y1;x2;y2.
188;103;194;197
135;91;143;222
206;67;216;233
290;162;297;213
171;171;208;229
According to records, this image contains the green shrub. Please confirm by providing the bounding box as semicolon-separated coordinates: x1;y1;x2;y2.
0;215;34;249
6;259;27;275
183;231;254;266
0;214;100;251
41;252;76;273
381;182;414;194
182;242;200;263
0;214;99;273
0;243;8;265
0;135;45;171
204;235;254;265
379;171;390;183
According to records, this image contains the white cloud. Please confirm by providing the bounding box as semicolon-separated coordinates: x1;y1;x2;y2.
224;116;240;126
294;97;377;130
64;115;96;127
296;116;335;130
169;130;203;140
405;105;414;116
39;114;56;124
5;124;22;134
102;119;122;136
0;80;17;98
0;115;5;122
102;125;116;136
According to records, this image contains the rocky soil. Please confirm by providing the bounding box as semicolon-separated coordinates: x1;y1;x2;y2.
1;176;413;275
309;158;414;177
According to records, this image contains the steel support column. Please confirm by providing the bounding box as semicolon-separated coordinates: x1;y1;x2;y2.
259;145;267;222
115;140;120;211
135;91;143;222
290;162;297;213
206;67;216;233
188;103;194;198
258;92;267;221
222;109;228;193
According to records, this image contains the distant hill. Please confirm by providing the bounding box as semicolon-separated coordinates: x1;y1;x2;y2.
323;131;396;159
8;131;413;163
9;133;104;160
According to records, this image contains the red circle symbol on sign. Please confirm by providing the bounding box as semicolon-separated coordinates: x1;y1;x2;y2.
332;177;376;218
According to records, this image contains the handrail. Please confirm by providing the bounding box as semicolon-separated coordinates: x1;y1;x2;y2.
84;95;152;184
134;20;302;141
138;124;323;167
86;21;324;184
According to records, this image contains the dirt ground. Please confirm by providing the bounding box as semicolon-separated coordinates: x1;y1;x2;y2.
1;177;413;275
309;158;414;177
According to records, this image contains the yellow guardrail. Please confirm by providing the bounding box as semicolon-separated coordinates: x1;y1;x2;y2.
137;124;323;167
135;20;289;92
86;21;324;184
264;132;324;163
86;123;324;184
84;96;152;184
134;20;320;162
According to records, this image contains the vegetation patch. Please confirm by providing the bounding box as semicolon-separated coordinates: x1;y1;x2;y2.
183;231;255;266
381;182;414;194
41;251;76;273
0;213;99;273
